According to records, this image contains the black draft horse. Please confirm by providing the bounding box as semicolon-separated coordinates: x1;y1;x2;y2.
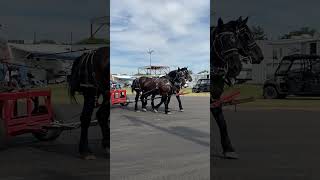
131;68;187;114
68;46;110;160
211;17;264;159
150;68;192;113
167;67;193;112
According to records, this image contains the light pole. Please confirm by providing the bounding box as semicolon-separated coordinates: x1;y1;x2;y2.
147;49;154;75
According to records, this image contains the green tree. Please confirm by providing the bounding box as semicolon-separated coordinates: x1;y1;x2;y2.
251;26;268;40
197;70;209;74
76;37;110;44
280;27;317;39
39;40;56;44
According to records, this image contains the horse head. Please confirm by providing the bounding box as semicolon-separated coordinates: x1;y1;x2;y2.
179;67;193;82
234;16;264;64
212;18;242;78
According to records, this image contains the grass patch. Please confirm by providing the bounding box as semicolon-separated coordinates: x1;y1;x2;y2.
123;87;209;96
49;84;83;104
47;83;320;109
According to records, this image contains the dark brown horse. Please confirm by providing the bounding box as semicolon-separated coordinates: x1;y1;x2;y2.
211;17;264;159
68;46;109;159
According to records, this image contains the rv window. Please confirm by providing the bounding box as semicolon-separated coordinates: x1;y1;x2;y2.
312;61;320;73
310;43;317;55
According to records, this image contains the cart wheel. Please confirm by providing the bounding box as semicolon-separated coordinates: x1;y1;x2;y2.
120;96;129;106
32;106;62;141
0;117;8;149
263;86;279;99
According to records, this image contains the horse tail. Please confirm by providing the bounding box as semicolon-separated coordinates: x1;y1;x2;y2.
68;56;81;104
131;79;137;93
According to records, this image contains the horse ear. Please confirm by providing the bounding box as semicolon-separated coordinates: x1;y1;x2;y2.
238;16;243;22
178;67;180;70
218;18;224;27
243;17;249;24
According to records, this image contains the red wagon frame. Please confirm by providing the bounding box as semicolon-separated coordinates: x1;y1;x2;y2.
0;89;53;137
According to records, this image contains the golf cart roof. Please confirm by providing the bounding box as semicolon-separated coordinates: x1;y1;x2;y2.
282;54;320;61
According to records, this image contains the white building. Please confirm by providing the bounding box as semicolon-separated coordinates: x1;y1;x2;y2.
250;36;320;84
190;71;209;88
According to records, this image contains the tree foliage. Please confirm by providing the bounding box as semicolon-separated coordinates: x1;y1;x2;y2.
76;37;110;45
251;26;268;40
280;27;317;39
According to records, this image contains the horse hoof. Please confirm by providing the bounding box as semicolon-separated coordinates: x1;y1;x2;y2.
80;153;96;160
135;110;140;112
165;112;172;115
153;109;158;113
179;109;184;112
142;108;147;112
223;152;239;159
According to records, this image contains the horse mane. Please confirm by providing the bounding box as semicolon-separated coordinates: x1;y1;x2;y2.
68;46;109;103
68;54;83;104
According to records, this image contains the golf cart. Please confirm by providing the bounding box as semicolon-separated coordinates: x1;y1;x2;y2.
263;54;320;99
192;78;210;93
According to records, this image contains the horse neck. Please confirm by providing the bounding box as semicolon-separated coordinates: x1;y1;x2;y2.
167;71;180;83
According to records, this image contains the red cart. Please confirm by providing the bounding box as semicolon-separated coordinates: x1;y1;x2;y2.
110;89;129;106
0;89;62;148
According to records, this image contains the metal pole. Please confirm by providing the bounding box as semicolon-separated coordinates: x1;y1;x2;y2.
149;53;151;74
90;23;93;38
147;49;154;75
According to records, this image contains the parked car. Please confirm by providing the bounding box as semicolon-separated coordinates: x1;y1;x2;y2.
263;54;320;99
192;78;210;93
110;80;122;89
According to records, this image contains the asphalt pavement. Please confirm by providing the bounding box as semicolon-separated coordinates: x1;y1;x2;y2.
111;96;210;180
213;109;320;180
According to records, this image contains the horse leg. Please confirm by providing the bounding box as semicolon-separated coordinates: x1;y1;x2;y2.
164;94;171;114
96;93;110;157
134;90;140;112
140;93;147;112
151;93;158;113
176;94;184;112
79;88;96;159
167;94;172;113
211;105;238;159
155;95;165;110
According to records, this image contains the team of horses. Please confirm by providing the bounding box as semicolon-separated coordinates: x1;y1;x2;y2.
131;67;192;114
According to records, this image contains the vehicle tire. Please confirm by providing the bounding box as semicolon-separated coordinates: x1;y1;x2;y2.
0;117;8;149
263;86;279;99
32;106;62;141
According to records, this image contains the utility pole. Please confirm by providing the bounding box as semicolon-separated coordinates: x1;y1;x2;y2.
33;32;37;44
147;49;154;75
70;32;73;51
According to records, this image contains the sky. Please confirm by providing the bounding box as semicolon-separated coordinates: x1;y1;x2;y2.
110;0;210;75
0;0;109;43
212;0;320;39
